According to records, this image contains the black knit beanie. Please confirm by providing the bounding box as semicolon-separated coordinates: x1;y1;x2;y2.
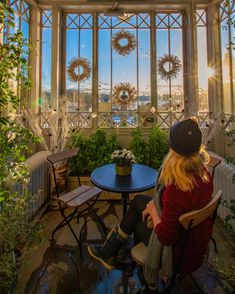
169;118;202;156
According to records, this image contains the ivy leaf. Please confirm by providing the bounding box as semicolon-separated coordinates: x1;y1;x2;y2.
0;117;10;125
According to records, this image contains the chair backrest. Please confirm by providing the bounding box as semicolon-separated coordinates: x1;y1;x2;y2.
47;148;79;165
179;190;222;230
47;148;80;196
207;156;221;179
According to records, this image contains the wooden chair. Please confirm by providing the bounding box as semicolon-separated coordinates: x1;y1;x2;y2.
47;148;106;257
131;190;223;292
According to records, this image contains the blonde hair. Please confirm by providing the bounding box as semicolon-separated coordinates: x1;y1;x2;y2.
159;146;210;192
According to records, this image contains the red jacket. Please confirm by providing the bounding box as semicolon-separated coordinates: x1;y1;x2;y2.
155;173;213;273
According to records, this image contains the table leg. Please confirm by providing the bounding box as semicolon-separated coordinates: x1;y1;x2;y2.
122;192;129;217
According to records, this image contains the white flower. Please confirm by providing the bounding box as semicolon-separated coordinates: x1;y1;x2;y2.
111;149;136;166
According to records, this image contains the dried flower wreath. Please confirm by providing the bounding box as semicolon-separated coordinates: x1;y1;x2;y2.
112;30;136;56
113;82;137;107
67;57;91;83
157;54;181;81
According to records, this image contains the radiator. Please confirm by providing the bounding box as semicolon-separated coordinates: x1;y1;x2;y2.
25;151;51;219
209;152;235;230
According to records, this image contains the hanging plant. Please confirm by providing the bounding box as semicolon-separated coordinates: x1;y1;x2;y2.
112;30;136;56
113;82;137;107
67;57;91;83
157;54;181;81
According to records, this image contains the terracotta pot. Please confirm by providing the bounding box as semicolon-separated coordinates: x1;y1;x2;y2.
115;164;132;176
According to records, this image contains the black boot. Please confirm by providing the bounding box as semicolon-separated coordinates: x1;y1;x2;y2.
87;226;126;270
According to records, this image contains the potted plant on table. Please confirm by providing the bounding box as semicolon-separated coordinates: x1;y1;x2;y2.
111;149;136;176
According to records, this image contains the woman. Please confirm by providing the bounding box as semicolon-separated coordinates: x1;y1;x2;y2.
88;117;213;291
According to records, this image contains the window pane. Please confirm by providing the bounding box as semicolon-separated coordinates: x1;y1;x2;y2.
220;18;231;113
41;11;52;109
98;30;111;112
220;0;235;114
138;29;151;112
65;13;93;122
196;10;209;112
156;13;184;113
156;29;169;110
66;29;79;111
170;29;184;112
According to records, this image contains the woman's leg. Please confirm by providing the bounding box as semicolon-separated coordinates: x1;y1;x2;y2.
88;194;152;270
119;194;153;246
119;194;152;235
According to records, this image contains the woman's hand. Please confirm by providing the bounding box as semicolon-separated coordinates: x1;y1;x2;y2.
142;200;161;229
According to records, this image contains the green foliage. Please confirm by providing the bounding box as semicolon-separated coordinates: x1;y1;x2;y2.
0;31;31;113
0;123;37;199
213;256;235;289
69;129;121;175
0;2;42;291
223;129;235;235
222;199;235;236
129;126;169;169
148;125;169;169
70;126;169;175
0;187;44;293
69;132;90;175
129;128;148;165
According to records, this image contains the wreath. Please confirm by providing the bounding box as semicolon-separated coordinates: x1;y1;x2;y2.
67;57;91;83
112;31;136;56
113;82;137;107
157;54;181;81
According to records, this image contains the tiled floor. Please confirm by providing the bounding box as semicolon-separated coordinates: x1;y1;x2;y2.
17;201;235;294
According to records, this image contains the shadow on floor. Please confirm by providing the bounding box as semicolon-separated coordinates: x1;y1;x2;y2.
25;242;143;294
21;203;228;294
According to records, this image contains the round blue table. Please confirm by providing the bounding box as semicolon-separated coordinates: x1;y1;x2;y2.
90;163;157;216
